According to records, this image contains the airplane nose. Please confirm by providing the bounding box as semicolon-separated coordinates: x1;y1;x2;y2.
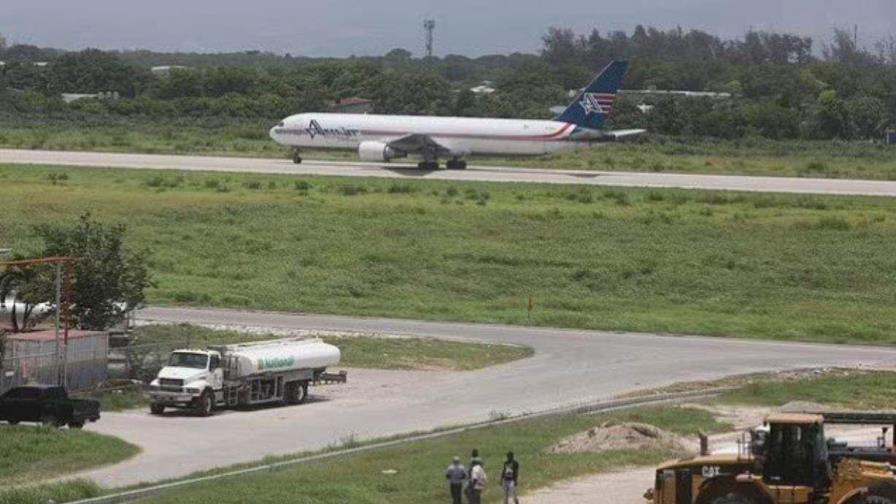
269;125;280;142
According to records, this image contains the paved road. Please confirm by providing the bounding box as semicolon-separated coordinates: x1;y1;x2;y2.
75;306;896;487
3;149;896;196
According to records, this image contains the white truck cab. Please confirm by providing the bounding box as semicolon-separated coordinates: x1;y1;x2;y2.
149;350;224;416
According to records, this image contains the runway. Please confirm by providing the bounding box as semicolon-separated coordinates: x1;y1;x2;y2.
3;149;896;196
73;306;896;487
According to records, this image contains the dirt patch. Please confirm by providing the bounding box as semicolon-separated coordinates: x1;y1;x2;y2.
548;422;689;455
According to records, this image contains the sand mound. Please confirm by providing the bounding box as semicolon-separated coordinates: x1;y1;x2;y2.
549;422;689;454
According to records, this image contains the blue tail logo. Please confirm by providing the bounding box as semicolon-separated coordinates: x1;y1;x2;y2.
556;60;628;130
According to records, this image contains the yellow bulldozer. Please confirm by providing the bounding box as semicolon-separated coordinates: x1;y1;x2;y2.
645;412;896;504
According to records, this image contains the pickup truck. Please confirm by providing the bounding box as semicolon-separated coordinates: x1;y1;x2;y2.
0;385;101;428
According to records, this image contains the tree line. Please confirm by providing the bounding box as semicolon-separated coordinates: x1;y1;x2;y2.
1;26;895;141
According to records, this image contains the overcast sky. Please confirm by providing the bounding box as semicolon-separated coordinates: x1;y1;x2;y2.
2;1;894;57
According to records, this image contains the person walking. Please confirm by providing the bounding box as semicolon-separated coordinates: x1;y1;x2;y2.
469;458;487;504
465;449;483;504
446;456;467;504
502;451;520;504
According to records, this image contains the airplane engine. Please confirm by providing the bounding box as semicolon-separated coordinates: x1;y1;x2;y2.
358;141;405;162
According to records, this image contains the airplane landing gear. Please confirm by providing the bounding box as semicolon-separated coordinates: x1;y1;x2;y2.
446;159;467;170
292;148;302;164
417;160;439;170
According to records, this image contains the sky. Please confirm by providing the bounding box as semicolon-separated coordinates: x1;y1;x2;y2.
2;0;894;57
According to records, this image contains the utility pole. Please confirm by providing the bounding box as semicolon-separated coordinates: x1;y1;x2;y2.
54;263;62;386
424;19;435;59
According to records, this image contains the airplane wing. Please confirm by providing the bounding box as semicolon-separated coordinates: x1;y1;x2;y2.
568;128;647;141
386;134;454;157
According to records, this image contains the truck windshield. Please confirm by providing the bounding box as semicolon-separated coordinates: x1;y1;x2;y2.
168;353;209;369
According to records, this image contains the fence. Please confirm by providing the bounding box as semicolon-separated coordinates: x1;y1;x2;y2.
110;337;192;384
0;330;108;394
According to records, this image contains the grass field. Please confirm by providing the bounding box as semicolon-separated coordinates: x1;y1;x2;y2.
0;425;138;485
129;406;723;504
719;370;896;410
132;324;533;371
2;119;896;180
2;164;896;344
0;480;102;504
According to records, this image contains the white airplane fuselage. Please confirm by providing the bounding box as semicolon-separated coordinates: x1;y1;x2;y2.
269;113;589;158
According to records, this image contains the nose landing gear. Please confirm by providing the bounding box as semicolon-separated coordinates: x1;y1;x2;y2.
292;148;302;164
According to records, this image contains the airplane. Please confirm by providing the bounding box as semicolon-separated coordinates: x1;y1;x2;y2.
269;60;645;170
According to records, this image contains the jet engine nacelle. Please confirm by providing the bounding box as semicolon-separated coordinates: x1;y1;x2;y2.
358;141;405;162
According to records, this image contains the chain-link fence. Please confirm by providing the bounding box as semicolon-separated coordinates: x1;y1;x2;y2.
1;331;109;394
110;337;192;384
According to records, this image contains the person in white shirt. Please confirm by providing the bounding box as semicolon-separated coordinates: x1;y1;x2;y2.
468;460;487;504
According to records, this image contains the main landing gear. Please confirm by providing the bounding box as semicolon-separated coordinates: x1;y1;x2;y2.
416;159;467;170
292;148;302;164
446;159;467;170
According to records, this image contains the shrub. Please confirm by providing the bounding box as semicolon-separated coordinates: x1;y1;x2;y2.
815;216;851;231
387;183;415;194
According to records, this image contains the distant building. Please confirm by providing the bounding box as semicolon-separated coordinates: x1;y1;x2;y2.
637;104;654;114
1;330;109;392
470;81;496;95
151;65;189;77
61;91;119;104
620;89;732;99
329;97;374;114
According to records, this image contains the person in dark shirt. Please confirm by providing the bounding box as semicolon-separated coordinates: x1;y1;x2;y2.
502;451;520;504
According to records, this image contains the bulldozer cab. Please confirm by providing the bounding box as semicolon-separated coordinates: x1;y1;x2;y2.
761;414;830;490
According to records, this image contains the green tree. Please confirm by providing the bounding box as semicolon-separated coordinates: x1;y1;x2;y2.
848;95;887;139
0;262;54;332
34;214;152;331
816;89;850;139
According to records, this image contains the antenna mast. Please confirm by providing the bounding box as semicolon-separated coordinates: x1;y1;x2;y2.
424;18;435;58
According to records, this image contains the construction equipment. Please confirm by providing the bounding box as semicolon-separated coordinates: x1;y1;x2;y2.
645;412;896;504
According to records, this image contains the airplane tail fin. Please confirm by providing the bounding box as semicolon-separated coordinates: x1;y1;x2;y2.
555;60;628;130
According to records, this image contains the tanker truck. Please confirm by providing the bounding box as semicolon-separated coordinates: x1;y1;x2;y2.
148;337;341;416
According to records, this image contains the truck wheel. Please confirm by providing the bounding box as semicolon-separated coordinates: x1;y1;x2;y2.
150;403;165;415
40;414;61;428
194;391;213;417
68;421;85;429
710;493;757;504
286;382;308;405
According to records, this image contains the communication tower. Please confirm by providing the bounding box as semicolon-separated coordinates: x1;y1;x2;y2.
424;19;435;58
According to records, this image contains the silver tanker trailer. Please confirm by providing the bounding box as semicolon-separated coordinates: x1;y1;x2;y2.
148;337;341;416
